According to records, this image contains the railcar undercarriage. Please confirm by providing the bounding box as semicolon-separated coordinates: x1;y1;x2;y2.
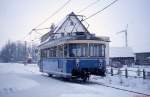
71;68;106;82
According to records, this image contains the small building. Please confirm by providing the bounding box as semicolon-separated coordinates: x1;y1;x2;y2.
109;47;135;67
135;52;150;65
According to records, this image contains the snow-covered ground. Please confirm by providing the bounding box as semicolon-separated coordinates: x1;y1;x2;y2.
0;63;149;97
91;74;150;95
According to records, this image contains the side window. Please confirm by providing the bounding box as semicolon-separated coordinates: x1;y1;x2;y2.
57;45;63;57
48;47;57;57
64;44;68;57
40;49;48;58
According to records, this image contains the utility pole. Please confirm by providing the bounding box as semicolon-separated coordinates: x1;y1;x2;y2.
24;41;27;65
116;24;128;48
125;24;128;48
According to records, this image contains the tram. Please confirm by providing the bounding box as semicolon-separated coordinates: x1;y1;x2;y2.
38;12;109;81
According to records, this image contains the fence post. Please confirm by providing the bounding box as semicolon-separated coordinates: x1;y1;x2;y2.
125;68;128;78
137;68;140;76
143;69;146;79
111;68;113;76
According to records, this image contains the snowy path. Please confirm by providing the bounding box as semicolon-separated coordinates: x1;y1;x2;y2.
0;63;147;97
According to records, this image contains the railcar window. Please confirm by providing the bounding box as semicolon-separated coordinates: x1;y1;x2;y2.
40;50;44;58
40;44;105;58
81;44;88;56
51;47;57;57
75;45;81;57
41;47;56;58
101;45;105;56
69;44;88;57
57;45;63;57
89;44;94;56
49;49;53;57
64;44;68;57
89;44;105;57
47;50;50;58
69;44;77;57
41;45;65;58
40;49;48;58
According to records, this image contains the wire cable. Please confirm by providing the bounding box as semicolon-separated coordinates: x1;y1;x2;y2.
78;0;100;13
27;0;71;36
83;0;119;21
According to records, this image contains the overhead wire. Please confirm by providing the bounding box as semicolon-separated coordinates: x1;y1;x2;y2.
25;0;119;42
78;0;101;13
25;0;72;40
83;0;119;21
32;0;71;30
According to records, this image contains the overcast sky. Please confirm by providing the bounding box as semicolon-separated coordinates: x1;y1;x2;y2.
0;0;150;52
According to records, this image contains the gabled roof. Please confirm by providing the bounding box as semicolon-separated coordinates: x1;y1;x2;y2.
40;12;110;46
53;12;90;36
40;12;91;43
110;47;135;58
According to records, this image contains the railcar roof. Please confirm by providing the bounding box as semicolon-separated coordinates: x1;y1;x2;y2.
39;35;109;49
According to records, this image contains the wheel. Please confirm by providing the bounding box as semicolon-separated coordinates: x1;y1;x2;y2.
48;74;52;77
62;77;70;81
83;77;87;82
100;70;106;77
97;69;106;76
82;71;90;82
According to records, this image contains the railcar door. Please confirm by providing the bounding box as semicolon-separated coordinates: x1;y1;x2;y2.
58;59;63;73
57;45;64;74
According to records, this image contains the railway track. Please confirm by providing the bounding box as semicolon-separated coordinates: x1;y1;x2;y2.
43;74;150;96
88;81;150;96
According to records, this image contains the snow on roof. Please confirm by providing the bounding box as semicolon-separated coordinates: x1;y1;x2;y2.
110;47;135;58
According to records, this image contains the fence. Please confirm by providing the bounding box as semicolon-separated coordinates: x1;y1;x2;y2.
106;67;150;79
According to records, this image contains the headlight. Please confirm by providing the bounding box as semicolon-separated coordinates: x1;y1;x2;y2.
76;59;80;63
99;59;103;63
99;59;103;68
76;59;80;68
99;63;102;67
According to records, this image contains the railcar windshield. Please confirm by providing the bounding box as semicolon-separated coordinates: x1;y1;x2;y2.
89;43;105;57
69;44;88;57
68;43;105;57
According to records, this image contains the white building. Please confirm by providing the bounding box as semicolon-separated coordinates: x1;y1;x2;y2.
109;47;135;67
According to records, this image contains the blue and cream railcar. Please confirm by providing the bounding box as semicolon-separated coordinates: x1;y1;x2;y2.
38;12;109;81
38;32;109;80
